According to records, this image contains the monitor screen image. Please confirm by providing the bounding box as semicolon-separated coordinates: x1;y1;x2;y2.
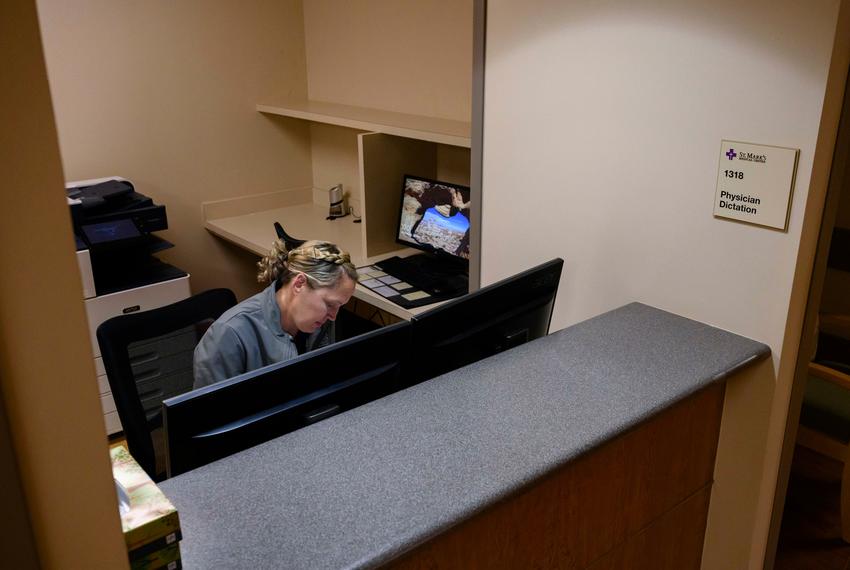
397;175;471;259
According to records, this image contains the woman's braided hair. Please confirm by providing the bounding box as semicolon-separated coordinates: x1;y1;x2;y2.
257;239;358;288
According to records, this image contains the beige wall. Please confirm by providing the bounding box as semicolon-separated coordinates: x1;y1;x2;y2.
300;0;473;231
0;386;39;567
1;0;128;566
309;123;368;215
302;0;473;122
37;0;313;300
482;1;848;568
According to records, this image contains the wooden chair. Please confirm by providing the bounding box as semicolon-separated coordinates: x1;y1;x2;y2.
797;323;850;542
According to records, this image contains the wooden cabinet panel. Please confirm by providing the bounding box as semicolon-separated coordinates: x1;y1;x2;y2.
588;486;712;570
387;383;725;569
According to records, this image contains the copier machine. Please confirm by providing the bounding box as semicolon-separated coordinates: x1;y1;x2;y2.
69;177;190;435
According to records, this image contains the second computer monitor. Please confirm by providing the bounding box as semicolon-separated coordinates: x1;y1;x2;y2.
396;175;471;260
163;321;411;477
405;258;564;386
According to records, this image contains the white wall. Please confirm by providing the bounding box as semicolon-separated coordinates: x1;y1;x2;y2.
482;1;848;567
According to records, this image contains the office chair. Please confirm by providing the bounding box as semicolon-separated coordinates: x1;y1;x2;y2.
274;221;305;250
97;288;237;481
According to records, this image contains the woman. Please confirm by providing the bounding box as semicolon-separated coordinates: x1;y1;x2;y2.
193;240;358;388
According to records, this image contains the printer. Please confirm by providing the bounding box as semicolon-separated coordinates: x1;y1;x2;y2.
67;176;187;296
68;176;191;435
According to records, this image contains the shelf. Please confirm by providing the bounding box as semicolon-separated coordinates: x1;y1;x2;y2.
205;203;365;262
257;99;471;148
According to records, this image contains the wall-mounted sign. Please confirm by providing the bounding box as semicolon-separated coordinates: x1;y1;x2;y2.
713;140;799;231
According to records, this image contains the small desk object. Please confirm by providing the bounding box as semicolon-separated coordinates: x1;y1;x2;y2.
159;303;769;569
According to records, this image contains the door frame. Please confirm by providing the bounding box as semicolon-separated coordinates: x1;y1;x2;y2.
764;42;850;569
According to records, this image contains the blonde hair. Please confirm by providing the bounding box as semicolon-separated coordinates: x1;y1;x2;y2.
257;239;358;288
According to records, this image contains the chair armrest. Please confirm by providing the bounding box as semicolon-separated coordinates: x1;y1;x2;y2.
810;362;850;391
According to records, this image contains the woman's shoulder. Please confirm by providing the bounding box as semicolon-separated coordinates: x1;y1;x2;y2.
217;288;268;324
198;295;266;348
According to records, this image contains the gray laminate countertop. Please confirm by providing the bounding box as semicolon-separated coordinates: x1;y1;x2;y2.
159;302;769;569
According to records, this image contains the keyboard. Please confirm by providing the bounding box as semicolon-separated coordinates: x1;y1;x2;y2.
376;255;469;296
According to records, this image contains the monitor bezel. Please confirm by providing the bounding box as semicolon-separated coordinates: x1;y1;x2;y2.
163;320;411;477
414;258;562;327
395;174;472;260
404;258;564;386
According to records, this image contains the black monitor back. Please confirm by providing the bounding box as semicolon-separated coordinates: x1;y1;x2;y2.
405;258;563;386
163;320;411;477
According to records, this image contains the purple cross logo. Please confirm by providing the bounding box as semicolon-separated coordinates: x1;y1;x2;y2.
726;148;737;160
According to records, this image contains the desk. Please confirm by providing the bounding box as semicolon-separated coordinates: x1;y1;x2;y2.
159;303;769;568
203;191;446;320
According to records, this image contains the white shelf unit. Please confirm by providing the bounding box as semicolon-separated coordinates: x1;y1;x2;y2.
257;99;471;148
204;100;472;319
259;99;471;258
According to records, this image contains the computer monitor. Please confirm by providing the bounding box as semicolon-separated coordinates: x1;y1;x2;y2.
403;258;564;387
396;174;471;260
162;321;411;477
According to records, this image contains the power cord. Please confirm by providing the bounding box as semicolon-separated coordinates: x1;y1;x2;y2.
349;206;362;223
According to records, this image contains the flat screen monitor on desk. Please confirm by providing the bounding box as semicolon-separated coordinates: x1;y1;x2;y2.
396;175;471;260
162;321;411;477
162;259;563;477
370;175;470;305
403;258;564;387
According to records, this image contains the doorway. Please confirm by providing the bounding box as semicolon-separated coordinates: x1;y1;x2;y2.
769;71;850;568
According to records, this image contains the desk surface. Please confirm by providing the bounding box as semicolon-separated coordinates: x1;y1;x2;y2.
159;303;769;569
205;202;443;319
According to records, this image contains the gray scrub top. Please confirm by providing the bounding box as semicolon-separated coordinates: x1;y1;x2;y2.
192;283;334;389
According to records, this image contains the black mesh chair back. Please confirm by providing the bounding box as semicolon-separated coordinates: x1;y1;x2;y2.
97;288;237;480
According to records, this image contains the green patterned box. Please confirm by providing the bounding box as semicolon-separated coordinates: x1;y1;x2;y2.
111;446;182;560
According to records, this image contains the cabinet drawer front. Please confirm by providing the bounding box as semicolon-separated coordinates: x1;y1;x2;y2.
97;372;110;395
84;276;191;358
100;392;117;415
103;411;122;436
94;356;106;377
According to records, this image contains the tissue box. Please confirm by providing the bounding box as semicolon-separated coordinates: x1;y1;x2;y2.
110;445;182;563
